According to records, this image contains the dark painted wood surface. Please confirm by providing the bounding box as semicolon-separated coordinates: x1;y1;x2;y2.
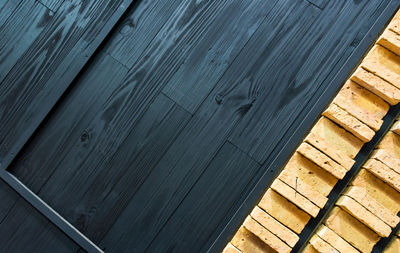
0;0;132;171
143;142;260;252
0;180;79;252
228;0;391;163
0;0;396;252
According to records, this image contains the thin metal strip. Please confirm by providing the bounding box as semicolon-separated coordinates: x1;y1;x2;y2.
207;1;400;252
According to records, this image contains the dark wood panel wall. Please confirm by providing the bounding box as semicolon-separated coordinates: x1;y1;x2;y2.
0;0;398;252
0;0;132;170
0;180;80;252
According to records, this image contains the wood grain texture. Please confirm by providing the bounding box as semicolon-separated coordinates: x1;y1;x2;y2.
162;0;273;113
228;0;391;164
11;1;277;250
10;53;128;191
38;92;190;243
11;0;252;190
143;142;260;252
10;0;317;251
0;1;53;84
0;0;21;26
9;49;191;245
2;0;257;171
98;1;317;251
3;0;396;252
0;0;126;170
105;0;182;68
0;181;79;252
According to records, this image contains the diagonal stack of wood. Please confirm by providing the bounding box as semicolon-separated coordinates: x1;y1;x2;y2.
223;9;400;253
303;116;400;253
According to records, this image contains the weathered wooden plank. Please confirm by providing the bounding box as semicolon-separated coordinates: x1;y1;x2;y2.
0;0;233;172
162;0;273;113
144;142;260;252
0;1;52;84
0;0;130;170
105;0;182;68
228;0;391;164
0;181;79;252
97;1;317;251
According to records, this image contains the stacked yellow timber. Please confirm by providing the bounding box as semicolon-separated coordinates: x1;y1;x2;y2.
223;9;400;253
306;116;400;253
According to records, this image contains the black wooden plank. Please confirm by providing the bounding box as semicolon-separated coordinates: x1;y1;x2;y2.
208;1;400;251
0;0;21;26
98;1;318;252
4;0;396;252
0;180;79;253
228;0;392;164
10;0;277;249
104;0;182;68
10;53;128;191
0;1;53;84
0;175;19;223
162;0;273;113
0;170;102;252
0;0;231;173
10;0;256;193
9;64;191;248
144;142;260;252
31;93;190;245
2;53;128;253
0;0;134;171
6;53;128;251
